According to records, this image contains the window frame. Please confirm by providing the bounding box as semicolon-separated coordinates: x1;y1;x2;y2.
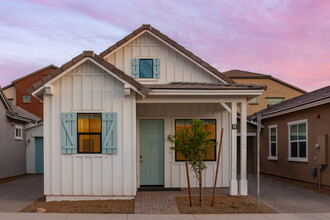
23;95;31;103
174;118;217;162
77;113;102;154
288;119;308;162
15;125;23;141
268;124;277;160
139;59;154;78
249;97;258;105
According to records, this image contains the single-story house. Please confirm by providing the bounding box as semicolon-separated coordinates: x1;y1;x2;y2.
249;85;330;187
0;87;41;179
29;24;265;201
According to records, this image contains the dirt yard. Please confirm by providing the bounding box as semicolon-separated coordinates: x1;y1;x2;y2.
175;195;276;214
21;197;134;214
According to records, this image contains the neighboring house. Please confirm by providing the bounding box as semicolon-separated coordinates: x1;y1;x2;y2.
249;86;330;187
3;65;58;118
0;87;41;179
29;24;265;201
223;70;306;116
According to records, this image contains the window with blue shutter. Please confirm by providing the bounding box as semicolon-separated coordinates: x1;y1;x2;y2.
102;112;117;154
61;113;77;154
153;58;160;79
132;58;139;78
131;58;160;79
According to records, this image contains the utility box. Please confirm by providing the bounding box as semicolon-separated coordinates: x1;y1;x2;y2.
316;134;328;165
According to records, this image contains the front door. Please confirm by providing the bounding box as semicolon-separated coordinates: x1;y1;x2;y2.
35;137;44;174
140;119;164;186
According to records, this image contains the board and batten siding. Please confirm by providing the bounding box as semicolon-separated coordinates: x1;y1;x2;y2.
44;60;136;198
106;32;220;84
137;103;230;188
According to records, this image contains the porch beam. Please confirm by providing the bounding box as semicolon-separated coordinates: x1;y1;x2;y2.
230;102;238;196
239;101;248;195
137;97;246;104
220;103;231;113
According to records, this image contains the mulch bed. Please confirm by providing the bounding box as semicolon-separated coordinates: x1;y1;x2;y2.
21;196;134;214
175;196;276;214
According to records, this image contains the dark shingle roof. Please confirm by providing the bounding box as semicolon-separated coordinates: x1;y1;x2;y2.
249;85;330;120
223;70;306;93
145;82;265;90
100;24;234;84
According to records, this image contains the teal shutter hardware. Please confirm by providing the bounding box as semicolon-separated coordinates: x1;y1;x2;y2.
102;112;117;154
61;113;77;154
153;58;160;79
132;58;139;79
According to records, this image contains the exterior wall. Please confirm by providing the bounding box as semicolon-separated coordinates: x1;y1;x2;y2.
3;85;16;105
44;60;136;198
137;103;231;188
0;100;26;179
106;32;220;84
260;103;330;187
14;66;56;118
231;78;304;116
26;123;43;174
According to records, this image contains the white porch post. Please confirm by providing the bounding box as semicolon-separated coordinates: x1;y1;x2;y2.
239;101;248;195
230;102;238;195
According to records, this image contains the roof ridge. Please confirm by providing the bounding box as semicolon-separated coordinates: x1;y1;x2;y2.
11;64;58;84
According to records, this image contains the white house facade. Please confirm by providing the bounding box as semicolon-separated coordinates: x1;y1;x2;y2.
30;25;264;202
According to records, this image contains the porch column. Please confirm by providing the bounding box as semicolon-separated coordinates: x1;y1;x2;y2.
239;101;248;195
230;102;238;196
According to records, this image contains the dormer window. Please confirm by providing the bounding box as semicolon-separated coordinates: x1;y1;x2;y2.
132;58;160;79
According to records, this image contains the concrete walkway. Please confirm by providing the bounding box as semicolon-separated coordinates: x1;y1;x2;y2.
248;175;330;213
0;175;43;212
0;213;330;220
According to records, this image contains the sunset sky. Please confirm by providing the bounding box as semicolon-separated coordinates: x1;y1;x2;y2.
0;0;329;91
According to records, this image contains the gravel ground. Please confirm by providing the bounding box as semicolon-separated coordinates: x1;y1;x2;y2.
175;196;276;214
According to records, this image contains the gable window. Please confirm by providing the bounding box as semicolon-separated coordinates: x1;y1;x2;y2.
139;59;153;78
249;97;258;105
288;120;308;162
175;119;216;161
132;58;160;79
268;125;277;160
15;125;23;140
23;95;31;103
8;99;14;105
266;97;284;107
77;113;102;153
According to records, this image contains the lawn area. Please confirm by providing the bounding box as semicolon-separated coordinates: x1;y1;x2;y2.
175;195;276;214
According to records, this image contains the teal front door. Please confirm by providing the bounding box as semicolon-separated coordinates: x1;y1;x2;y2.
35;137;44;174
140;119;164;186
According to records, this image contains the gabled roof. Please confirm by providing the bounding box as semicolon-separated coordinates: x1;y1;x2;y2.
28;51;149;97
249;85;330;120
145;82;265;90
99;24;234;84
223;69;307;94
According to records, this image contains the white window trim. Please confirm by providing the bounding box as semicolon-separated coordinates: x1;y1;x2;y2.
268;124;278;160
15;125;23;140
287;119;308;162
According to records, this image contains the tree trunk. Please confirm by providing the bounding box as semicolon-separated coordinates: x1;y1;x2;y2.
199;156;202;206
185;158;192;207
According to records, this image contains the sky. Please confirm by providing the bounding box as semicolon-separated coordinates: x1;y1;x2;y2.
0;0;329;92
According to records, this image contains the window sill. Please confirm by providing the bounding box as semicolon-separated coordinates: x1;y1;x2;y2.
288;158;308;163
15;138;23;141
136;78;159;82
268;157;278;161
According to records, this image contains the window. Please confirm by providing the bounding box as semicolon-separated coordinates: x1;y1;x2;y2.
139;59;153;78
268;125;277;160
15;125;23;140
249;97;258;105
288;120;308;162
8;99;14;104
175;119;216;161
266;97;284;107
23;95;31;103
77;113;102;153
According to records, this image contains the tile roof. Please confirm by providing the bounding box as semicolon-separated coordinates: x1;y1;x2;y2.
145;82;265;90
249;85;330;120
223;69;306;93
27;51;149;96
12;64;58;84
99;24;234;84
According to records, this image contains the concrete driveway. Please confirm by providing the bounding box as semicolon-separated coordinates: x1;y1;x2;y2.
0;175;43;212
248;174;330;213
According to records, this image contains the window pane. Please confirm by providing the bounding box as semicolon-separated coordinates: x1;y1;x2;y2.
290;125;298;141
79;135;90;153
299;142;306;158
271;143;276;157
78;114;90;132
266;98;284;105
250;97;258;104
176;152;185;160
140;59;153;78
270;128;276;142
90;135;101;153
204;145;216;160
175;120;186;133
23;95;31;103
291;142;298;157
298;123;306;140
204;119;216;140
90;114;101;133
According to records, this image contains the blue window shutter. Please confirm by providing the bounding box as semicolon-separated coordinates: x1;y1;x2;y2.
153;58;160;79
61;113;77;154
102;112;117;154
132;58;139;79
